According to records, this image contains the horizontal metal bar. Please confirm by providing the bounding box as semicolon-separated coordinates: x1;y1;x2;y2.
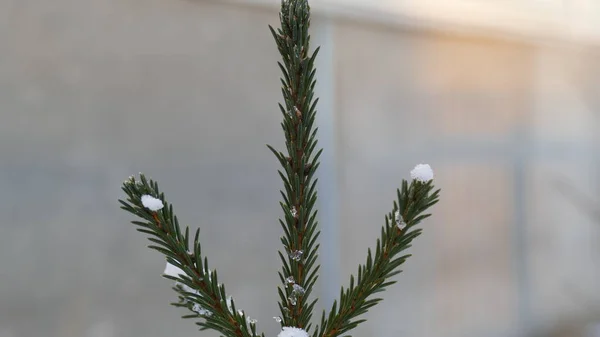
214;0;600;46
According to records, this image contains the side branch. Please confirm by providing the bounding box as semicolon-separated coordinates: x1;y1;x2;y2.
315;181;440;337
119;174;263;337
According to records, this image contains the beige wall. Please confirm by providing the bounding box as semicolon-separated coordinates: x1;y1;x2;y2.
1;1;600;337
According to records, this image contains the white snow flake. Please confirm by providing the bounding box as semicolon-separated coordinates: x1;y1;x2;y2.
288;250;303;261
278;327;309;337
394;210;406;230
410;164;434;183
192;303;212;316
164;262;184;278
164;262;198;295
290;206;298;218
141;194;164;211
226;296;234;313
292;284;305;296
177;282;197;296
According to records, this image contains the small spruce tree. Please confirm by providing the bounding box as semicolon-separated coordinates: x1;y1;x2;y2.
119;1;440;337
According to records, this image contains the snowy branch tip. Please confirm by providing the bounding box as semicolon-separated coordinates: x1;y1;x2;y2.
141;194;164;211
410;164;434;183
278;327;309;337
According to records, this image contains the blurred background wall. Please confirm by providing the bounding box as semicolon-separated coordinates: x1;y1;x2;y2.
1;1;599;337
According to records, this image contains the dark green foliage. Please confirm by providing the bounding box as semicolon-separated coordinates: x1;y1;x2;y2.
267;0;322;331
268;3;440;334
313;181;439;337
119;175;262;337
119;1;440;337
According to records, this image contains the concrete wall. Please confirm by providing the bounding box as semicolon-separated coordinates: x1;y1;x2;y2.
1;1;599;337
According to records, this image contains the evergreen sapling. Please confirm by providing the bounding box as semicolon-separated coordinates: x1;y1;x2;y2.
119;1;440;336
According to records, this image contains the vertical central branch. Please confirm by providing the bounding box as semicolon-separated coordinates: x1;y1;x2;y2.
269;0;322;331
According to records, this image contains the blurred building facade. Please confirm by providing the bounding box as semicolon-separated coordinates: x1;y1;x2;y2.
1;1;599;337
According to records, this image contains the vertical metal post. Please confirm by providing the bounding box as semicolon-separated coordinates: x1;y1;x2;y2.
511;46;542;337
513;127;530;337
311;14;341;307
